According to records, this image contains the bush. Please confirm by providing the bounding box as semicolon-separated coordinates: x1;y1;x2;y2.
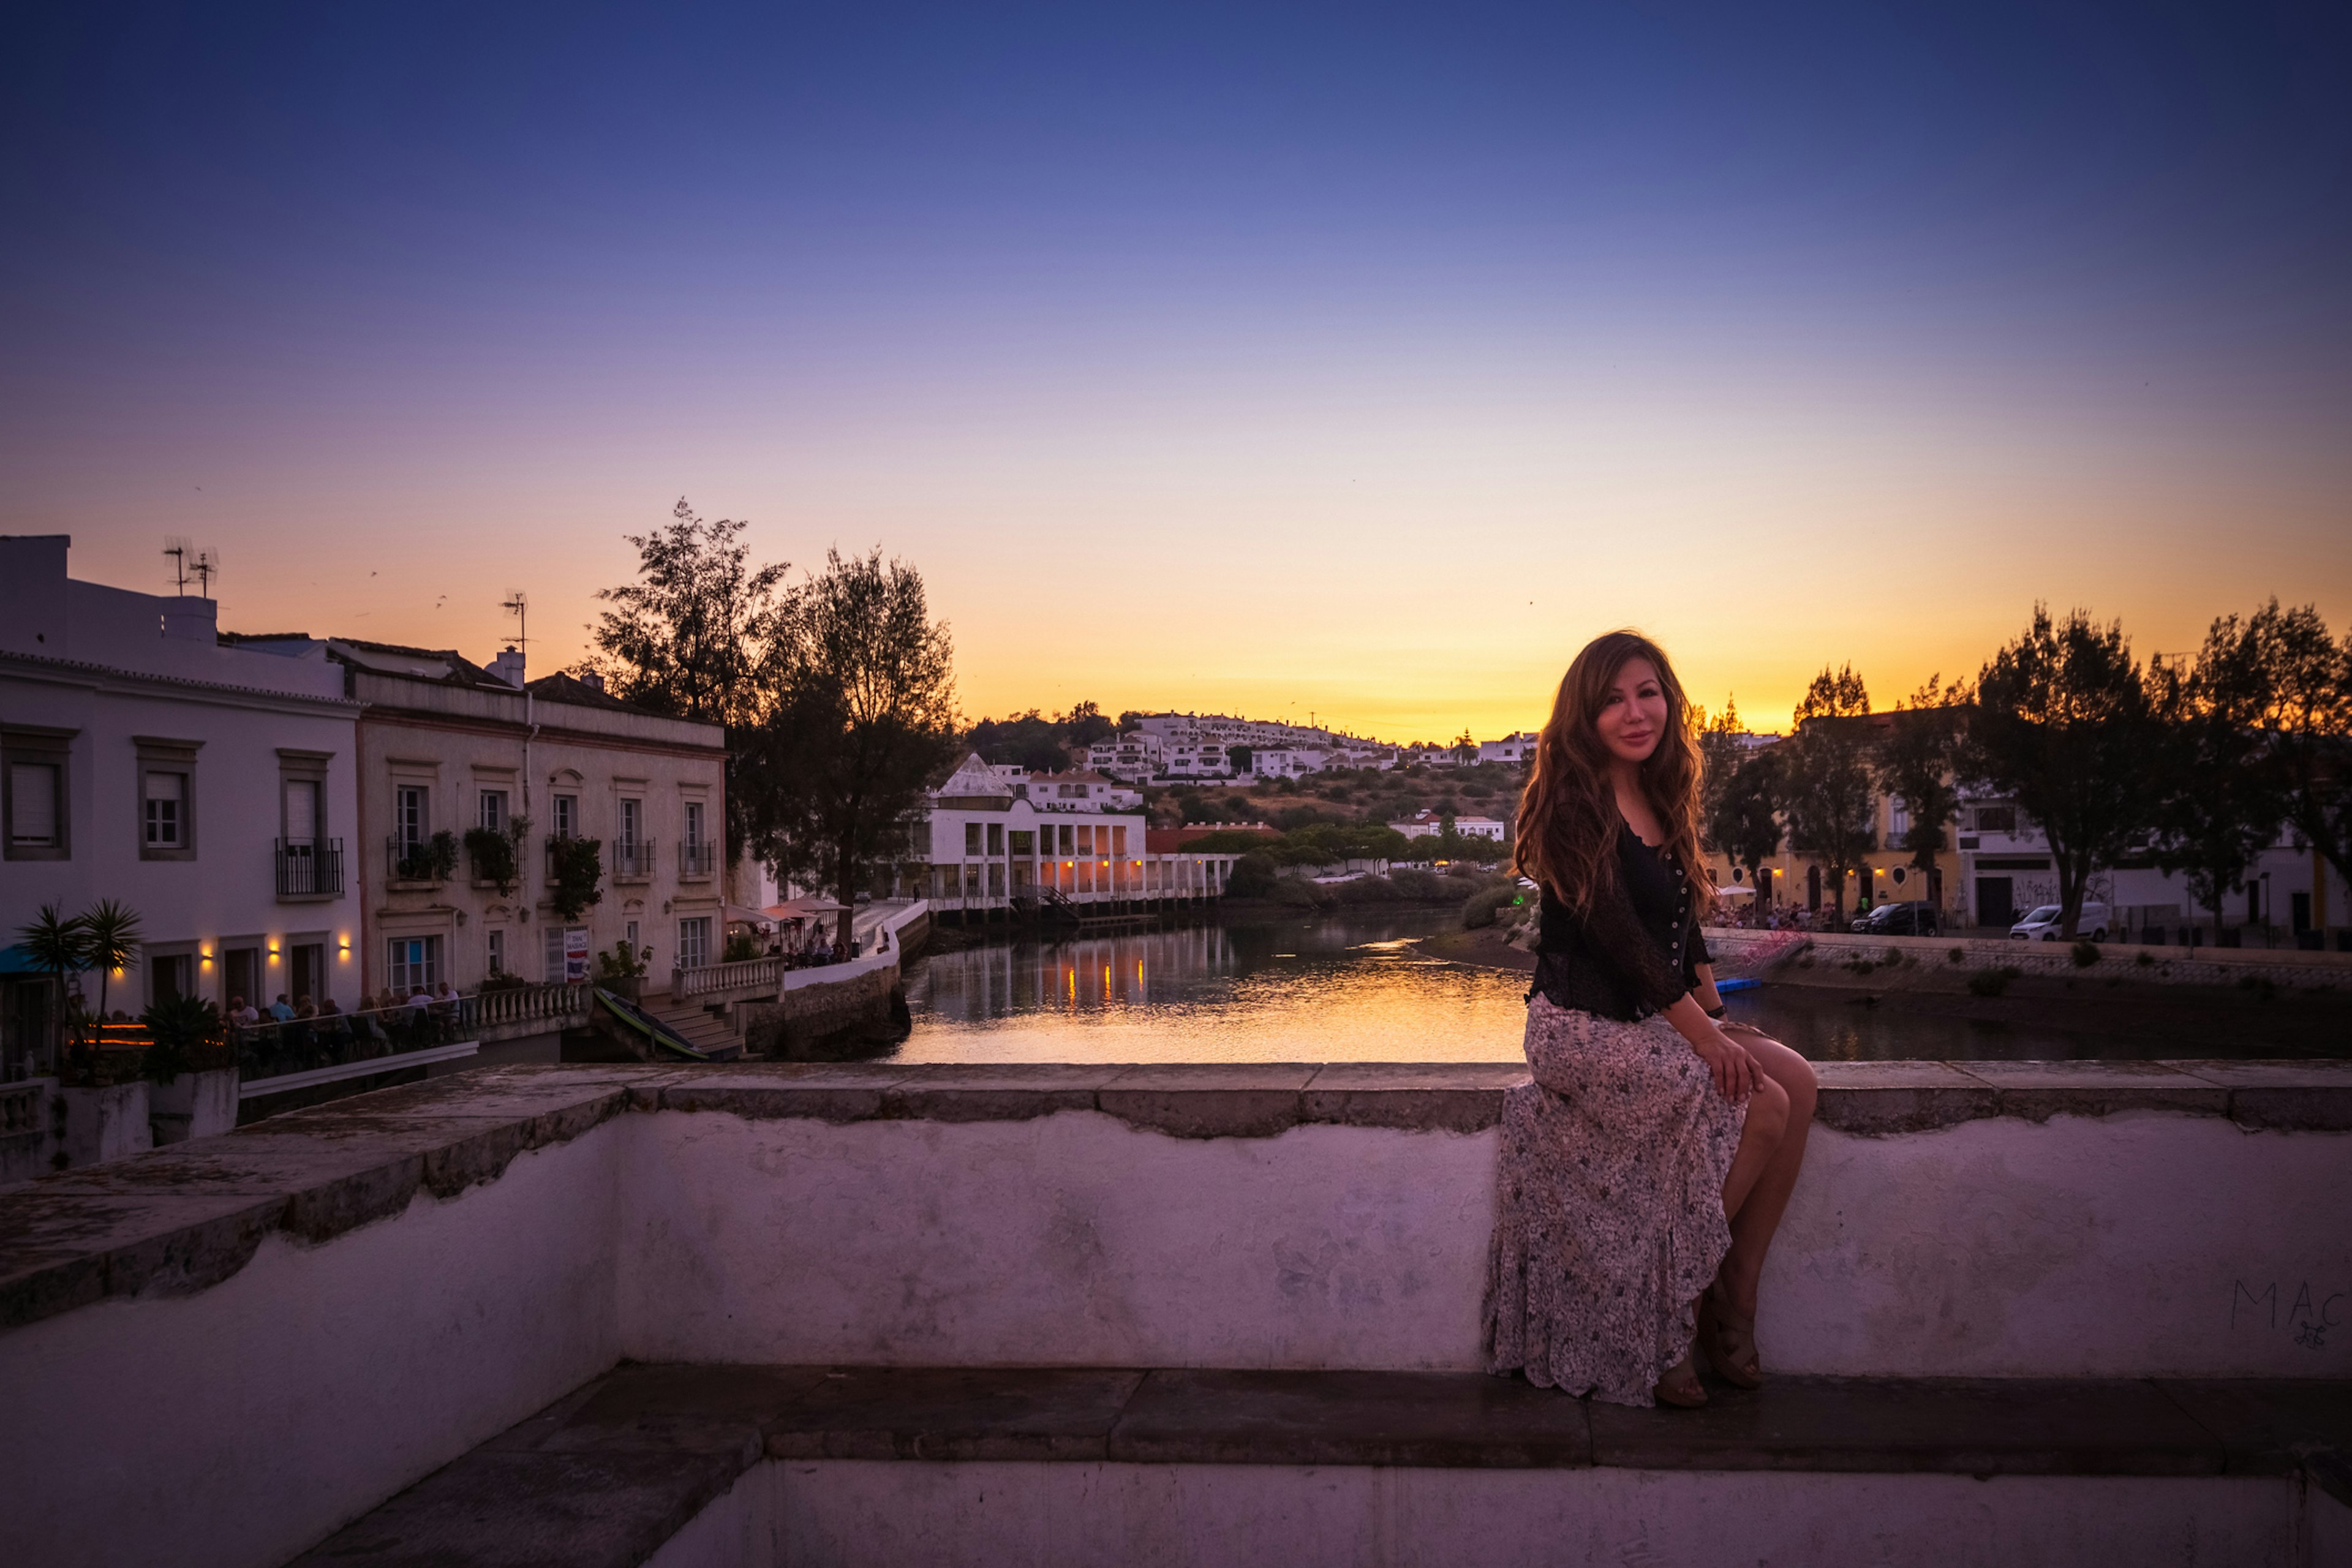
1272;873;1335;910
1387;867;1449;900
1330;874;1404;905
1460;875;1519;929
1967;965;2023;997
1226;851;1280;899
723;930;763;963
2070;940;2101;968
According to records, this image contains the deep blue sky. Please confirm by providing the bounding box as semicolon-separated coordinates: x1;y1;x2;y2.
5;2;2348;733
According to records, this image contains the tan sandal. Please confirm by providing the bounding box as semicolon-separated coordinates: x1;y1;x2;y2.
1698;1286;1763;1390
1653;1347;1707;1409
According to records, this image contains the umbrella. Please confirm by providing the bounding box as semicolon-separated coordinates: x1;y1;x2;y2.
1714;885;1757;899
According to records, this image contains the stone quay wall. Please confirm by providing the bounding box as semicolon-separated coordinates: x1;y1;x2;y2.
1706;925;2352;992
741;962;905;1058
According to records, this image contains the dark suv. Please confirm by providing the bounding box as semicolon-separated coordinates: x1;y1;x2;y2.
1850;900;1940;936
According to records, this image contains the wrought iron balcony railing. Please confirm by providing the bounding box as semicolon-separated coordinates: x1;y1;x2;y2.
276;838;344;897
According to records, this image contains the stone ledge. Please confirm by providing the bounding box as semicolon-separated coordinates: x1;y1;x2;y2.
281;1363;2352;1566
2;1060;2346;1336
633;1059;2352;1137
0;1068;647;1333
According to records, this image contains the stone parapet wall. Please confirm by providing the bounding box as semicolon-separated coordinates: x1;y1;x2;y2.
1;1060;2345;1567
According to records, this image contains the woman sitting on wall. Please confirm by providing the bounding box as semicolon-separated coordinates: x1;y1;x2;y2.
1485;630;1818;1408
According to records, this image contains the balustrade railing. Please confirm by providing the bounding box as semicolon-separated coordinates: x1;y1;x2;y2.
470;981;592;1030
670;956;783;1003
0;1080;42;1137
611;839;655;880
234;984;590;1085
677;840;715;879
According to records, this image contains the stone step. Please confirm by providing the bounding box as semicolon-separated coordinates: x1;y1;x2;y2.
642;1003;739;1044
287;1364;2352;1567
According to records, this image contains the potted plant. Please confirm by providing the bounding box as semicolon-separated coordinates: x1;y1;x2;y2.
464;816;531;895
141;994;237;1145
592;940;650;1002
396;830;461;883
17;899;154;1168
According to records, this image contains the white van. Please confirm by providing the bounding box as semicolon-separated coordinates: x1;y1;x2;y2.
2010;902;2109;941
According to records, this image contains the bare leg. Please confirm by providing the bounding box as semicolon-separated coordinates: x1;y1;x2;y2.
1716;1028;1816;1317
1719;1069;1789;1222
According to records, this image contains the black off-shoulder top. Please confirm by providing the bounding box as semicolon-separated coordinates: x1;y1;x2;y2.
1529;824;1711;1022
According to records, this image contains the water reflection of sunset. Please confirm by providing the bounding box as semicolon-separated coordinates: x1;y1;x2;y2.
900;912;1528;1065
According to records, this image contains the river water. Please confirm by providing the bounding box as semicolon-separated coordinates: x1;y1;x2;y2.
897;909;2341;1064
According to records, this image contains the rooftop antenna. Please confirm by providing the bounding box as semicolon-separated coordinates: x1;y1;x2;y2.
192;548;219;598
501;590;529;654
163;537;191;595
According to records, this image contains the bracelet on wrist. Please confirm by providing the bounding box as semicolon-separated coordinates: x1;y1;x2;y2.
1704;1005;1727;1020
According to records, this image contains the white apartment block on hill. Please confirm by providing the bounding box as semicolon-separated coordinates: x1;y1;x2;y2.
1082;733;1164;782
1389;808;1511;842
1478;731;1538;766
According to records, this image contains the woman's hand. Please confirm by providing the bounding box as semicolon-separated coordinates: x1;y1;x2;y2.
1692;1031;1756;1102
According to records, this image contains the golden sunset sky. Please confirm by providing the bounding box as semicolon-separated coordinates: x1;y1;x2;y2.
7;7;2347;741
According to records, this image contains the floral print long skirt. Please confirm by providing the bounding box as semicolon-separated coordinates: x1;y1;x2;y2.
1482;995;1747;1406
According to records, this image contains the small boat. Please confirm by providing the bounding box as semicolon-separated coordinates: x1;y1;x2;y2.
594;987;718;1061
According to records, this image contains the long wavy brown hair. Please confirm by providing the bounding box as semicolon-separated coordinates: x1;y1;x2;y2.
1513;630;1713;916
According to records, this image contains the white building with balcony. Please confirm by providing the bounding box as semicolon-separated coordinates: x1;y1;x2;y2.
907;755;1238;918
222;637;729;1005
1026;770;1143;812
1950;793;2347;943
0;537;365;1080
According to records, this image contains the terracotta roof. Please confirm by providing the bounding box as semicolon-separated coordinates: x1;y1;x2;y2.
526;670;638;711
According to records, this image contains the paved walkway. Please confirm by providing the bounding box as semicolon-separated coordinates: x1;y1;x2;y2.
290;1362;2351;1566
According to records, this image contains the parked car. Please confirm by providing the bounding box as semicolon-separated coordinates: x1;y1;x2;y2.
2011;902;2108;941
1850;901;1941;937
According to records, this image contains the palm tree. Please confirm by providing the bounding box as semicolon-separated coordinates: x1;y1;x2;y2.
13;903;87;1061
79;899;145;1026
